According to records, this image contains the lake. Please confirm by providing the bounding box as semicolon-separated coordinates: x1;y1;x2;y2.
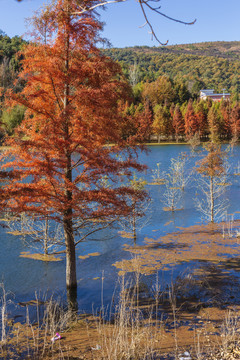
1;144;240;317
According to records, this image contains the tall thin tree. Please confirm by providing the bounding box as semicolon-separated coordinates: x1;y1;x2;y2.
0;0;146;306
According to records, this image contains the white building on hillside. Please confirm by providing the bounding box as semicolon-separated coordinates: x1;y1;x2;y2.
200;89;230;101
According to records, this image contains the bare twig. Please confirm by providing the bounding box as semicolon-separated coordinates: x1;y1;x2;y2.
73;0;196;45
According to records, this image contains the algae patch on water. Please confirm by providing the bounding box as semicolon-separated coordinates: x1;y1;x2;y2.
118;231;135;239
79;252;101;260
20;251;62;262
114;221;240;276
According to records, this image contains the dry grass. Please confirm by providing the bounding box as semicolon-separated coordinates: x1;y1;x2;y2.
2;280;240;359
95;275;162;360
0;292;75;360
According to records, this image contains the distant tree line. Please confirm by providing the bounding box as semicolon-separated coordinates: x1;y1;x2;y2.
1;34;240;144
120;74;240;143
151;96;240;143
104;47;240;101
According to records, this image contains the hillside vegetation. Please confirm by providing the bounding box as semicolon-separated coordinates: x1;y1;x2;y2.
1;36;240;142
104;41;240;97
0;31;26;89
162;41;240;59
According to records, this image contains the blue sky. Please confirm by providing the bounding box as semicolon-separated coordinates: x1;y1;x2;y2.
1;0;240;47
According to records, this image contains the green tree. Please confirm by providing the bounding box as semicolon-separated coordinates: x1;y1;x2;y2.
208;104;220;143
174;81;190;104
1;105;25;135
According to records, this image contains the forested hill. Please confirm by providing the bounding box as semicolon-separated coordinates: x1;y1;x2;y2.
1;35;240;97
103;41;240;97
159;41;240;60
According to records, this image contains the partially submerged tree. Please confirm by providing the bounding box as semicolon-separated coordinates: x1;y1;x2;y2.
162;182;183;212
195;143;229;223
119;174;150;244
151;162;165;185
188;132;201;153
170;153;191;191
7;213;64;255
0;0;147;306
162;157;186;212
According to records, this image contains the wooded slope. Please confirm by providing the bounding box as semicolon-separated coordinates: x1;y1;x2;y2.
104;42;240;97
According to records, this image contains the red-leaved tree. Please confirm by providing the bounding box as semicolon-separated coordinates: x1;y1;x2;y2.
0;0;146;305
172;104;184;142
184;100;199;140
230;103;240;141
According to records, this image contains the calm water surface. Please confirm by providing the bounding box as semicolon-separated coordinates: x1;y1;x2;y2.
1;144;240;314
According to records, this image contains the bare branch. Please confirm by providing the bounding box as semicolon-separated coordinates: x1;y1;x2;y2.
137;0;168;45
74;219;115;245
16;0;196;45
142;0;196;25
72;0;127;15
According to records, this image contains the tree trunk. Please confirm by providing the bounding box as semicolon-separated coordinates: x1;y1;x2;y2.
64;217;77;289
210;175;214;223
44;215;48;255
132;202;137;244
133;215;136;245
64;215;78;313
67;286;78;315
62;0;77;304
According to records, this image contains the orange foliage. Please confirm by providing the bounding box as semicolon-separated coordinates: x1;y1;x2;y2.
184;100;199;139
172;104;184;140
195;143;225;178
0;0;147;291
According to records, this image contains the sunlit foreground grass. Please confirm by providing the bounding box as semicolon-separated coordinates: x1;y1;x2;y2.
2;276;240;359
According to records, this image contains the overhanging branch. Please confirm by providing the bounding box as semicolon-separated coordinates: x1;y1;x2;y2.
74;0;196;45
